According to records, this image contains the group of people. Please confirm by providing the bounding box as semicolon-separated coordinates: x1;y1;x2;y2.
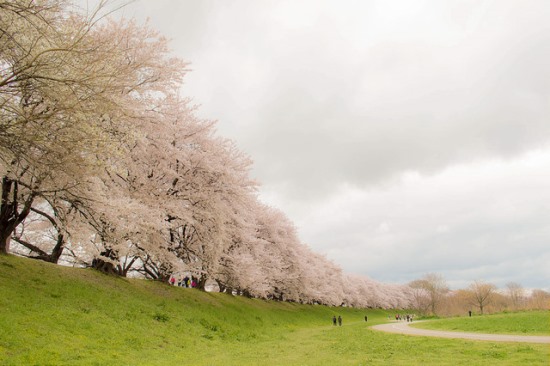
169;275;197;288
331;314;368;326
394;313;414;322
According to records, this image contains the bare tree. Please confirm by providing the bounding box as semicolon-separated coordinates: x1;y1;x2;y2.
527;289;550;310
468;280;496;314
505;282;525;310
408;273;449;315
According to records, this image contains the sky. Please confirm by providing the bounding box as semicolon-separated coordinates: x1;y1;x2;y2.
80;0;550;290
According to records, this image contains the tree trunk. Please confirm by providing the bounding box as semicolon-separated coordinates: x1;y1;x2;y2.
28;206;66;263
0;177;34;254
49;233;65;263
158;274;171;283
12;236;53;262
116;257;137;277
91;249;119;275
215;279;226;293
197;274;207;291
0;227;13;254
141;263;160;280
91;257;118;275
0;177;16;253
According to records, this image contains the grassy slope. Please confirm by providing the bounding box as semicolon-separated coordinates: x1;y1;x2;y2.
410;311;550;335
0;255;548;365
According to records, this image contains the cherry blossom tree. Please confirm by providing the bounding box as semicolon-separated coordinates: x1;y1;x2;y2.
0;1;185;254
408;279;433;315
341;274;411;309
297;250;345;305
0;1;98;251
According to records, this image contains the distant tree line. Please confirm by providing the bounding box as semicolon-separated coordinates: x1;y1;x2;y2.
408;273;549;316
0;0;411;309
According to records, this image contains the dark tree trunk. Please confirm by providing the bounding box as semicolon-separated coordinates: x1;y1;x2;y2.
91;257;118;275
197;274;207;291
48;233;65;263
27;206;67;263
116;257;137;277
141;263;160;280
0;177;34;254
215;279;226;293
0;177;17;253
0;226;14;254
158;274;171;283
91;249;119;275
11;236;61;263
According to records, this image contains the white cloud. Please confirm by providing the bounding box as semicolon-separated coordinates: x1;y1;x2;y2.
277;149;550;289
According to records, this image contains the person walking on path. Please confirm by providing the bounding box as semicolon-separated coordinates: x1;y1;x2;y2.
338;315;342;326
332;316;337;326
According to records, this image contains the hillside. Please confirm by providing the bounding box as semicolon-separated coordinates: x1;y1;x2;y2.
0;255;378;365
2;255;548;366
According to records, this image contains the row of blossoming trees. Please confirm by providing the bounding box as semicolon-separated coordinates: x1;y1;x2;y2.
0;0;411;308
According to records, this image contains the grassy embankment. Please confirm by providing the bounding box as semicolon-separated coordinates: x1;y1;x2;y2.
1;255;548;365
411;311;550;335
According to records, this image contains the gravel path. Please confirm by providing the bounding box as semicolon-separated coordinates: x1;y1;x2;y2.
371;321;550;344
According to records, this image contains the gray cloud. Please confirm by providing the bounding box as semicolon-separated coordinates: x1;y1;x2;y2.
157;0;550;201
301;153;550;289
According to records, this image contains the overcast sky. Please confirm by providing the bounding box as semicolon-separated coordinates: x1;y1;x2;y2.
83;0;550;290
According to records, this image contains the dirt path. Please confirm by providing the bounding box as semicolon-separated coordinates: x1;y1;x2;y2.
371;321;550;344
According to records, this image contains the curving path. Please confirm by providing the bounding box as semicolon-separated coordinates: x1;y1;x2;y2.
371;321;550;344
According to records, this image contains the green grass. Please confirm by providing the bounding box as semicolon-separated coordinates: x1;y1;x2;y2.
411;311;550;335
0;254;548;365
